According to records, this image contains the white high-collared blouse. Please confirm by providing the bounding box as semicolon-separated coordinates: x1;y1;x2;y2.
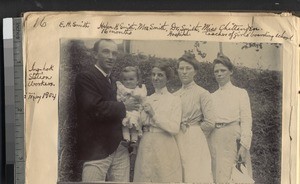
174;81;215;126
212;81;253;150
144;87;182;135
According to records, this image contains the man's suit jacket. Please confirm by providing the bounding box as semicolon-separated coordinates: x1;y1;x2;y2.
75;66;126;161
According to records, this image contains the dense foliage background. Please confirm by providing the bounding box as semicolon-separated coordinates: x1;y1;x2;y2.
58;40;282;183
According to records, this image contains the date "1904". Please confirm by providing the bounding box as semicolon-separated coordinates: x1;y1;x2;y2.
25;92;57;103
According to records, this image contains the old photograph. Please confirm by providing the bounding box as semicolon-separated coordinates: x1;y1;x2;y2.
58;39;282;183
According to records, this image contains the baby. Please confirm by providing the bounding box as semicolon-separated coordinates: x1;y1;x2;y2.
116;66;147;151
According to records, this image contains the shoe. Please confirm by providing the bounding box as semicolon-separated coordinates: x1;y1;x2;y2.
130;141;138;148
129;141;138;155
120;139;130;148
130;146;137;155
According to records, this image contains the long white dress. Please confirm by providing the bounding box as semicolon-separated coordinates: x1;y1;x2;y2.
133;87;183;183
209;81;252;183
174;81;214;183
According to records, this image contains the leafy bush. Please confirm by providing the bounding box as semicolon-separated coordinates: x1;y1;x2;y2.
59;40;282;183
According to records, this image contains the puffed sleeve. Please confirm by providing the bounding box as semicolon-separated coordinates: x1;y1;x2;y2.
239;89;253;150
116;81;127;102
133;84;148;98
152;95;182;135
140;84;148;97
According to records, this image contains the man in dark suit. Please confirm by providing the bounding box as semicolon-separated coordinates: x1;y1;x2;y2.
75;39;138;182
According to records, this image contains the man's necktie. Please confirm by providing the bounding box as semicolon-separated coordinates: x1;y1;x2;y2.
106;75;111;84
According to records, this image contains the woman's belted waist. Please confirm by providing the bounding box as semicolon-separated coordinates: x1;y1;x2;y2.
215;121;240;129
142;125;164;133
180;116;202;133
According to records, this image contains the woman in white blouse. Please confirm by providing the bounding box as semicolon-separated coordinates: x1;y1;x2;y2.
209;55;253;183
174;52;214;183
133;61;182;182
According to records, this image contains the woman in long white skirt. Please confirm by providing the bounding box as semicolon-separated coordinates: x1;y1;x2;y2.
174;53;214;183
209;54;253;183
133;61;183;183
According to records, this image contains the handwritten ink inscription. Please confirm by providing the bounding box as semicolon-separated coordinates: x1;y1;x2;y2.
33;17;47;28
25;92;57;103
59;21;90;28
31;16;294;41
28;62;55;87
94;21;293;41
167;23;201;37
98;22;137;35
26;62;57;103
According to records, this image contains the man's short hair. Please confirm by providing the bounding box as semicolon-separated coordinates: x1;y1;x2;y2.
93;39;116;53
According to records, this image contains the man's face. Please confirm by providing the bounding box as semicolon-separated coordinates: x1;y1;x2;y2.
95;40;118;73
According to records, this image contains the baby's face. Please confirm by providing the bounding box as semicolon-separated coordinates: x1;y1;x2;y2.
122;71;138;89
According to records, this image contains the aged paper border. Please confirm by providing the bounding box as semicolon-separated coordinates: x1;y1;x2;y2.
22;12;299;184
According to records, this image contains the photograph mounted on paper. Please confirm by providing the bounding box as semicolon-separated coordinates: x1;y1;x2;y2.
58;38;282;183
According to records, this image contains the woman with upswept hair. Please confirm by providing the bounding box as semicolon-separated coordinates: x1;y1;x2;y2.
209;54;253;183
133;61;182;182
174;52;214;183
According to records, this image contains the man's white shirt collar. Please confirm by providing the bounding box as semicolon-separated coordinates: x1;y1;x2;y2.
95;64;110;77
